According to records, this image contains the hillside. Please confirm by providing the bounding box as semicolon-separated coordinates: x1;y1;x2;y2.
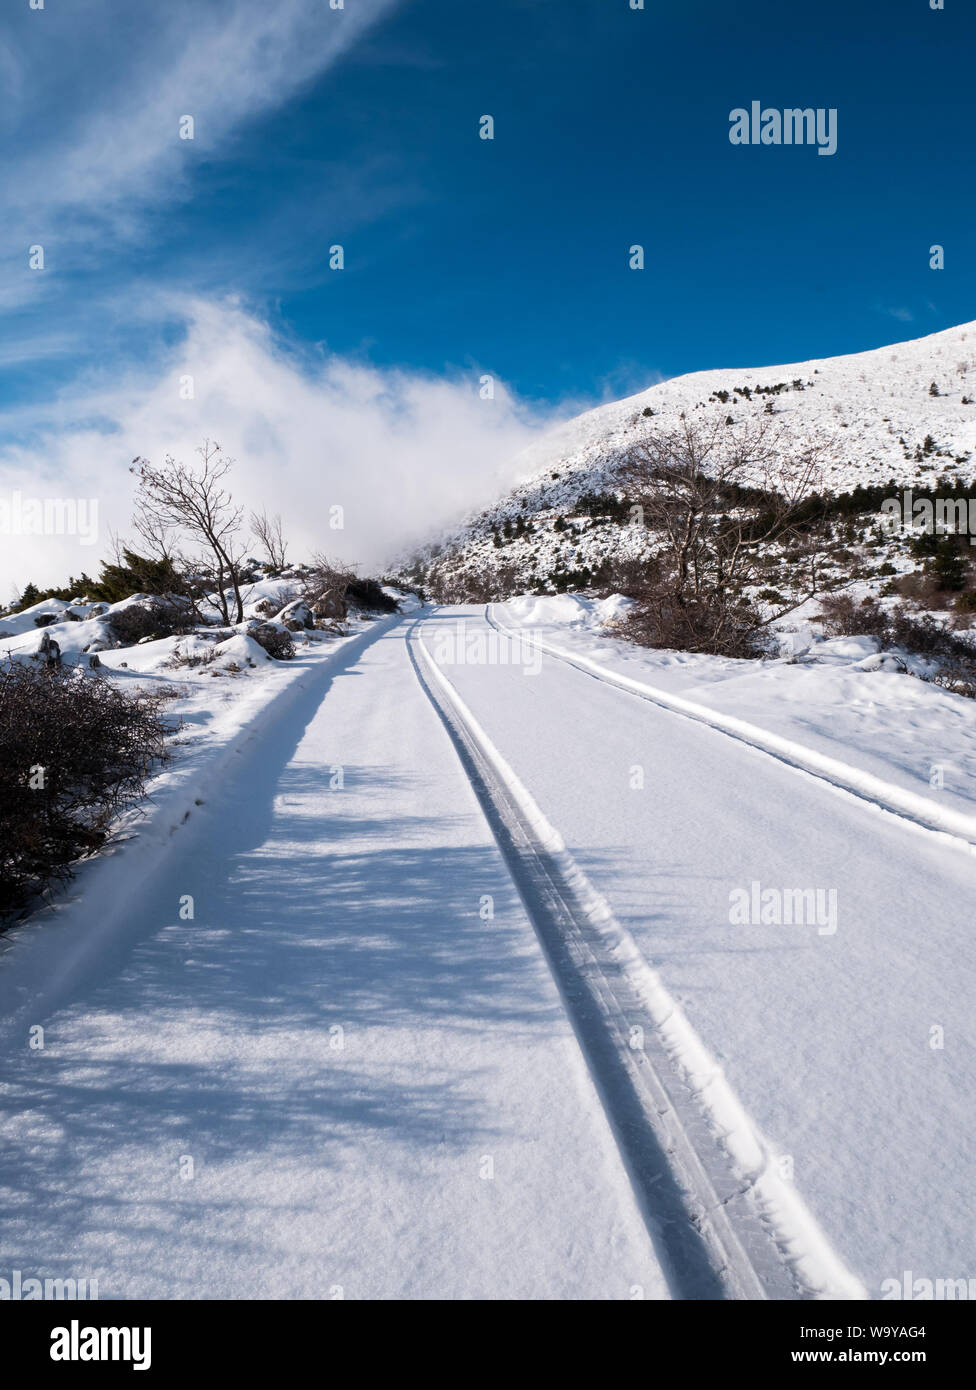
398;321;976;597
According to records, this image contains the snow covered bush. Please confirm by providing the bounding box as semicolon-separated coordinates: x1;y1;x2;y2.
889;610;976;665
0;663;169;919
610;575;773;658
817;598;976;696
107;596;195;646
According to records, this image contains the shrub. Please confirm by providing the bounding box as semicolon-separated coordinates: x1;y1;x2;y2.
888;611;976;665
344;577;399;614
611;582;771;658
95;549;190;604
164;648;216;670
107;597;195;646
893;571;953;610
817;596;976;694
818;594;889;640
0;663;168;918
594;556;654;597
248;624;296;660
927;666;976;699
300;554;355;617
572;491;631;523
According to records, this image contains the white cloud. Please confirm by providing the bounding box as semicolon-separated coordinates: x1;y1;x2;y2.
7;0;398;226
0;298;556;596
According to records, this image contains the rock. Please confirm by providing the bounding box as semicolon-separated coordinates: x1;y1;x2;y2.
35;632;61;666
275;598;314;629
311;588;347;620
853;651;907;673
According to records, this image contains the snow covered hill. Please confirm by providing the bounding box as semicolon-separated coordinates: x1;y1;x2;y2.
400;321;976;594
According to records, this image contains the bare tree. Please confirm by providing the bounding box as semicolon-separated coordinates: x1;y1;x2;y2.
616;416;834;656
130;440;248;625
250;509;289;572
300;552;356;621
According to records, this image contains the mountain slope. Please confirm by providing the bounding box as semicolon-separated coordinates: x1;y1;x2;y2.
400;321;976;595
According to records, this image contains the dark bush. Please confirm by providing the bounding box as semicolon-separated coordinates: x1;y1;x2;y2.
107;597;195;646
95;549;190;604
344;577;399;613
817;594;889;640
610;582;771;659
248;624;296;660
594;556;654;597
572;491;631;523
0;663;169;919
888;611;976;665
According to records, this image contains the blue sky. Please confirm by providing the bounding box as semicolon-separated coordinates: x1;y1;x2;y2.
0;0;974;588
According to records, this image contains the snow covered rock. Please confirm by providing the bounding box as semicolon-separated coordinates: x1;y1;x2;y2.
274;598;314;630
211;634;271;669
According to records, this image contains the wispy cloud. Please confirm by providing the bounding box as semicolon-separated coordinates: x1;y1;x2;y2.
0;298;556;595
5;0;398;228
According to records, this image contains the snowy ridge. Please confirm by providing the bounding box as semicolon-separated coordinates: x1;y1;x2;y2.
402;320;976;586
412;617;866;1300
507;319;976;494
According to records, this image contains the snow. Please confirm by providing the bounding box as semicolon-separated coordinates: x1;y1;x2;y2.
501;319;976;498
506;592;632;630
428;606;976;1295
2;591;974;1298
401;319;976;593
210;633;271;668
0;615;666;1299
495;595;976;827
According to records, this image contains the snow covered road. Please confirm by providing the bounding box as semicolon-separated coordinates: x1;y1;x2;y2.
1;604;973;1300
426;605;976;1299
0;618;668;1300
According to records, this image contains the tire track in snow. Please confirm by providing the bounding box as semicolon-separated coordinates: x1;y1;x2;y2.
485;604;976;861
408;615;864;1301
